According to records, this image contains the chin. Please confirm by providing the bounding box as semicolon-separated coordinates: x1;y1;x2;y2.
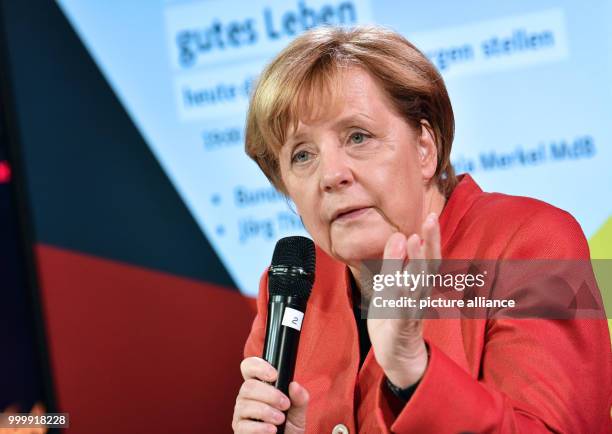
330;234;387;265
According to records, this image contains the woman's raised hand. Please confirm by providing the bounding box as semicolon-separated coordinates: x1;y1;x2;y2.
367;213;441;388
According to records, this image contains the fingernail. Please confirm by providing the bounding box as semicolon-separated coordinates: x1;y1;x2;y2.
394;234;406;253
280;395;290;408
273;411;285;423
428;213;437;223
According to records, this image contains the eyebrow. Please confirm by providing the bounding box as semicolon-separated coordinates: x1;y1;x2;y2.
286;112;375;145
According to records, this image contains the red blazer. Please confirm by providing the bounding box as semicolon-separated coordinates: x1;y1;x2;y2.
244;174;612;433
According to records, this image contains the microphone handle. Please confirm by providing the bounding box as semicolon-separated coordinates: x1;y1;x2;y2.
262;295;307;433
263;295;306;395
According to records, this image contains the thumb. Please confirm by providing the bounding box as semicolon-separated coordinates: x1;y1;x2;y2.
284;381;309;434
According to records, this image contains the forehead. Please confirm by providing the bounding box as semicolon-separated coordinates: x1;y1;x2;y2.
286;66;393;138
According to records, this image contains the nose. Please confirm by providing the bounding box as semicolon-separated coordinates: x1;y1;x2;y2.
319;146;354;192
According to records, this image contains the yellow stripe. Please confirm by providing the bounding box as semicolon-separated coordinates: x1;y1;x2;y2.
588;216;612;337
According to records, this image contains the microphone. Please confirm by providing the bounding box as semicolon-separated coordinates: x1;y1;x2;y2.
263;236;315;420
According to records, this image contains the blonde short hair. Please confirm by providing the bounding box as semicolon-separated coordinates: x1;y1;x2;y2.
245;25;457;196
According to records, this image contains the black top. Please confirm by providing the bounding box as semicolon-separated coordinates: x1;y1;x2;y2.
349;273;371;368
349;272;420;403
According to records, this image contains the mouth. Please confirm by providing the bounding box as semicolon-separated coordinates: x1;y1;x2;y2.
332;206;372;223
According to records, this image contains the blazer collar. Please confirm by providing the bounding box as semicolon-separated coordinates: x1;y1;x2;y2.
439;173;483;253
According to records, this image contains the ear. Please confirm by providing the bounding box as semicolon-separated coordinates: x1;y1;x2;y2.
417;119;438;182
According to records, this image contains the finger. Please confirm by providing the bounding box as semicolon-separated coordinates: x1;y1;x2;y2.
404;233;423;287
241;357;278;382
239;379;291;411
379;232;407;277
406;233;433;320
374;233;408;307
285;381;309;432
406;233;423;261
234;419;278;433
235;398;285;425
384;231;407;260
422;213;441;264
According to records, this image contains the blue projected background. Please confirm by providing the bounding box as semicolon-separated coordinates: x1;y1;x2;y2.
56;0;612;296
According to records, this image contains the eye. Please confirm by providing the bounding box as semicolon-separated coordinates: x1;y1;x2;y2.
349;131;368;144
291;149;312;164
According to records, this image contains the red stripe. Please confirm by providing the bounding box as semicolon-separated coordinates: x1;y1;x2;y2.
35;244;257;434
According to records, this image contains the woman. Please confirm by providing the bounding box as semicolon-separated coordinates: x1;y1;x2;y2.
232;25;611;433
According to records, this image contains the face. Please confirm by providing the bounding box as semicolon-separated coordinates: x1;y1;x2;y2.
278;67;438;267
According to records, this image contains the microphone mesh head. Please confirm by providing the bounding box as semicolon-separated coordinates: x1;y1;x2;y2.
269;236;316;299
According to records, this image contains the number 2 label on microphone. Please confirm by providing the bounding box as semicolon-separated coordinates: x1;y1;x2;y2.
281;307;304;331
